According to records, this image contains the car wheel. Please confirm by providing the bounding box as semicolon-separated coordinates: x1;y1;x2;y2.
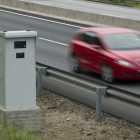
69;54;81;73
101;64;115;83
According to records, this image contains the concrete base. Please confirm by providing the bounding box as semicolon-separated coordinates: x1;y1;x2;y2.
0;106;41;131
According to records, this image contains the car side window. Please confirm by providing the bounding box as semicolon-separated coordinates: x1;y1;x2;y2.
81;32;91;44
80;32;103;48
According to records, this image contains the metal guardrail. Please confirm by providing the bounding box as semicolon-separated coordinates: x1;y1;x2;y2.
107;88;140;106
36;62;140;122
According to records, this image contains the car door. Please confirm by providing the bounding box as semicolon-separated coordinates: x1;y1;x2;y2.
73;32;98;71
78;32;105;72
73;32;93;69
87;32;105;72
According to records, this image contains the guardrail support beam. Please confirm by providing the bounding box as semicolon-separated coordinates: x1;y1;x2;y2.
96;87;107;121
123;0;125;5
37;67;47;96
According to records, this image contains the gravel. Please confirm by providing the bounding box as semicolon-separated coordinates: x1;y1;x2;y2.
35;89;140;140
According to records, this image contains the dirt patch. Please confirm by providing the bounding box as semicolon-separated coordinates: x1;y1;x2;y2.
35;89;140;140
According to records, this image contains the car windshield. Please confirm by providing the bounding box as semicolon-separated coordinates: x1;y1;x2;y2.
105;33;140;50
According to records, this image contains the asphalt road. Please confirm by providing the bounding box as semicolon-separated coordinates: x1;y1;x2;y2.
21;0;140;20
0;8;140;94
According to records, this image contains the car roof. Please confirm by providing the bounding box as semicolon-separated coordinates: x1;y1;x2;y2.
80;27;136;35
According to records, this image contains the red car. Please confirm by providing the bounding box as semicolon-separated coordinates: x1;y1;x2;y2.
69;27;140;82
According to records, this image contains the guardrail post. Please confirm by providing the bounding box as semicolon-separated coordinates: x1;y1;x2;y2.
96;87;107;121
37;67;47;96
123;0;125;5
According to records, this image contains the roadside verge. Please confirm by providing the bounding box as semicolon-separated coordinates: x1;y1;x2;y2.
0;0;140;31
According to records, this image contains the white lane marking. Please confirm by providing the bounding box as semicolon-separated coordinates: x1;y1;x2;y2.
67;0;139;12
0;9;84;28
38;3;52;6
20;0;52;5
20;0;32;1
16;0;139;19
39;37;68;46
46;3;127;19
100;13;125;18
45;4;51;6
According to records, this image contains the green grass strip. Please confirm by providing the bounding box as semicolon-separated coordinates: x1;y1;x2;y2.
0;114;44;140
90;0;140;8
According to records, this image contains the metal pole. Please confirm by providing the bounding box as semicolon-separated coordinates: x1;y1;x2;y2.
37;67;47;96
96;87;107;121
37;68;42;96
123;0;125;5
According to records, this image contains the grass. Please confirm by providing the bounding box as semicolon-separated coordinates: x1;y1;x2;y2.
89;0;140;8
0;114;44;140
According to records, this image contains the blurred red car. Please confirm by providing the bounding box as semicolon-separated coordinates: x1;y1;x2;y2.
69;27;140;82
